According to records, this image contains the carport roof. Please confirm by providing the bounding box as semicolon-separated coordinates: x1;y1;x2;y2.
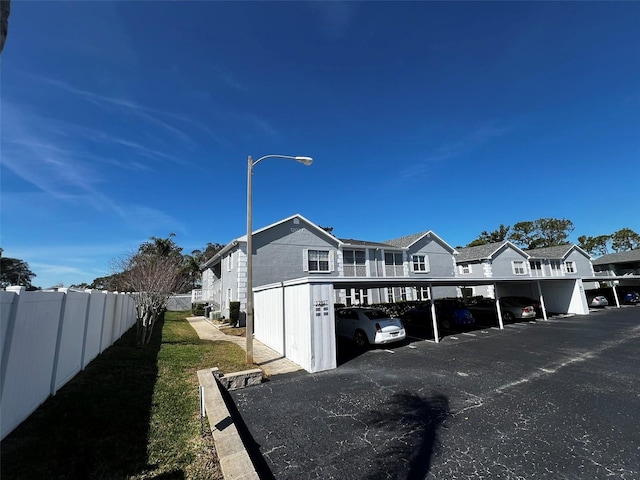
592;249;640;265
262;275;587;291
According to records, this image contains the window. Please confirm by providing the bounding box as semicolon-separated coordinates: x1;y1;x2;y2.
384;252;404;276
460;287;474;300
400;287;407;301
387;288;394;303
565;261;576;273
304;249;332;272
512;260;526;275
346;288;369;306
550;260;562;276
415;286;430;301
459;264;472;275
411;255;430;273
343;250;366;276
530;260;543;277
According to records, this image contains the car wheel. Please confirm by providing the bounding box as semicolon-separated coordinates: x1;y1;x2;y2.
441;318;452;330
354;330;369;348
503;311;515;322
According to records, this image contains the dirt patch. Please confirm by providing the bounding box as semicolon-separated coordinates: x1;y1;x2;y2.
219;326;246;337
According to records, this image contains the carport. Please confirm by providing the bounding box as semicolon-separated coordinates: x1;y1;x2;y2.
580;275;640;308
252;276;591;373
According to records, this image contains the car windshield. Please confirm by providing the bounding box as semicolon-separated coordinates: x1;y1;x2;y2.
363;310;389;320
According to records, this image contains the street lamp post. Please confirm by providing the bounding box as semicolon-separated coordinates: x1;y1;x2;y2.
246;154;313;364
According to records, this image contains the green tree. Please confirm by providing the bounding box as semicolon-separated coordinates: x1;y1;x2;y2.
1;0;10;55
466;224;511;247
0;248;37;288
184;242;224;290
201;242;224;263
577;235;611;256
508;218;574;249
610;228;640;252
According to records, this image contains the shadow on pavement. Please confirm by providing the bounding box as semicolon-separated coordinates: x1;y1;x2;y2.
336;336;416;366
367;392;450;478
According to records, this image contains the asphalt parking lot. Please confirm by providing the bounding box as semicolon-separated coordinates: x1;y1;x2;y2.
230;306;640;479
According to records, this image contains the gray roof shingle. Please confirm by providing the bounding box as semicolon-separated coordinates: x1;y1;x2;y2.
592;249;640;265
455;242;514;262
525;245;573;259
384;231;431;248
338;238;396;248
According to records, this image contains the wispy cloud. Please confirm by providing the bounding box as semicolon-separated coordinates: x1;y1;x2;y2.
2;101;187;231
39;76;197;146
397;122;514;180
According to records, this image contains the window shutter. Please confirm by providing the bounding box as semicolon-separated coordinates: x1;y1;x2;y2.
425;255;430;273
410;256;415;272
329;250;335;272
303;249;309;272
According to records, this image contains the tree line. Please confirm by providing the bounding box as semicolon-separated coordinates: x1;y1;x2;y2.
0;239;223;292
2;222;637;345
464;218;639;255
2;220;639;292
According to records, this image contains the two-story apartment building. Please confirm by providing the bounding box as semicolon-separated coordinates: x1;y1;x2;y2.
525;245;594;279
453;242;595;299
454;241;530;298
592;250;640;277
197;214;458;318
195;213;605;322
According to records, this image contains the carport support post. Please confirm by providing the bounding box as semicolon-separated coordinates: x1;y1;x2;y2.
428;285;439;343
612;283;621;308
494;283;504;329
536;281;548;321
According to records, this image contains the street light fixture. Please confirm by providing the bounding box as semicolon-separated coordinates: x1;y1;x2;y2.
246;154;313;363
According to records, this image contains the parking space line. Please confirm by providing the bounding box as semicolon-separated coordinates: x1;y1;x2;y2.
462;332;476;337
406;335;427;341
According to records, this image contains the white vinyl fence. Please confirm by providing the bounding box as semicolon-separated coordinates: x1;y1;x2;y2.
167;294;192;312
0;286;136;440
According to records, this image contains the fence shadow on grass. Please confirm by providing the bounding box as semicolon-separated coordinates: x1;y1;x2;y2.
0;318;164;479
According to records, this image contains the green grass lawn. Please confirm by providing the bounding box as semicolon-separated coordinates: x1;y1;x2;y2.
0;311;254;480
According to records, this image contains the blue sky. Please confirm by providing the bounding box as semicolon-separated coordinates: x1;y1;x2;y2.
1;1;639;288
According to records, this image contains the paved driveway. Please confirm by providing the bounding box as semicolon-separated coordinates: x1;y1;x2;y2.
231;307;640;479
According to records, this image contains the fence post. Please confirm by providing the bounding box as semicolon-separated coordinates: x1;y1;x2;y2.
50;288;69;396
1;287;24;399
80;290;93;370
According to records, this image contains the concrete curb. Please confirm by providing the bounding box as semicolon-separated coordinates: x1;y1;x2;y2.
197;368;259;480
